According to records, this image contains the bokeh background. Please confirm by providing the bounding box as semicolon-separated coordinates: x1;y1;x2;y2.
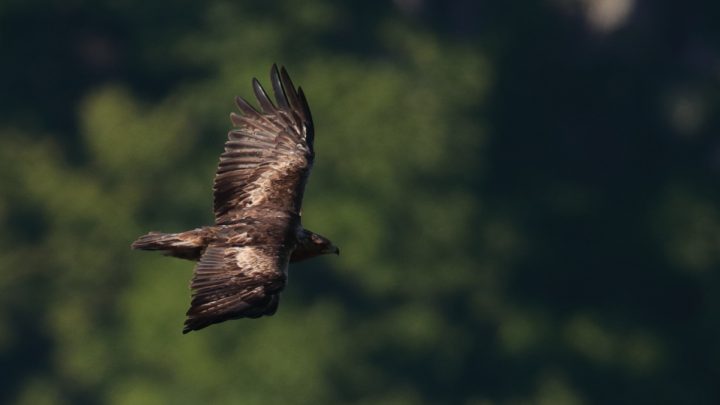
1;0;719;403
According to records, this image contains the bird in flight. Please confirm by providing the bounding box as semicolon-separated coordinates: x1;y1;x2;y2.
132;65;339;333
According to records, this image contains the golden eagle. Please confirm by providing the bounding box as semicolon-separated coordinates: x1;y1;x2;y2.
132;65;338;333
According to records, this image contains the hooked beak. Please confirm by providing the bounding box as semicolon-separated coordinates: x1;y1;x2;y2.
326;245;340;256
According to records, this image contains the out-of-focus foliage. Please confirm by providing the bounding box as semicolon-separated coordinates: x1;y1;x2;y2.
1;1;719;404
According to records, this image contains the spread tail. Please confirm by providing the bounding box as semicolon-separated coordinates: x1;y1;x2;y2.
131;229;208;261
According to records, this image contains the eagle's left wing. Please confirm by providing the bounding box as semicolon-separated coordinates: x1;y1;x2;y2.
213;65;315;224
183;245;286;333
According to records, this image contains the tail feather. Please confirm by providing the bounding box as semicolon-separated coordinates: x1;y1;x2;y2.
131;230;207;261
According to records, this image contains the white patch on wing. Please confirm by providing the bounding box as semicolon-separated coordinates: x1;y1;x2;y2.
226;246;278;276
244;157;302;209
245;169;277;207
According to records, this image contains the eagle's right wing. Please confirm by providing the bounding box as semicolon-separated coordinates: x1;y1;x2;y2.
213;64;315;224
183;245;287;333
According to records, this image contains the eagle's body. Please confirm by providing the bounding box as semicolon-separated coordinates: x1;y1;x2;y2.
132;65;338;333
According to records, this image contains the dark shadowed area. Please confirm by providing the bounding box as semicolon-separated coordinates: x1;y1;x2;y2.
1;1;718;404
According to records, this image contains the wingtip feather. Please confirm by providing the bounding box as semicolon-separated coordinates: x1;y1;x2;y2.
234;96;260;118
252;78;275;113
279;66;303;115
270;64;290;109
297;86;313;125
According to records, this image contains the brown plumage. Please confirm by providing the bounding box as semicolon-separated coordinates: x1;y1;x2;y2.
132;65;338;334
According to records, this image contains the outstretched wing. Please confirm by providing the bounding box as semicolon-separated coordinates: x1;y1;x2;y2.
183;245;287;333
214;64;315;225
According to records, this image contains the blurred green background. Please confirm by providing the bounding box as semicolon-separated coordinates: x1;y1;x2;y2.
1;0;719;404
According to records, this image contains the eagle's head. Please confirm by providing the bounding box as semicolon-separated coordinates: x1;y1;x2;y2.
291;229;339;262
